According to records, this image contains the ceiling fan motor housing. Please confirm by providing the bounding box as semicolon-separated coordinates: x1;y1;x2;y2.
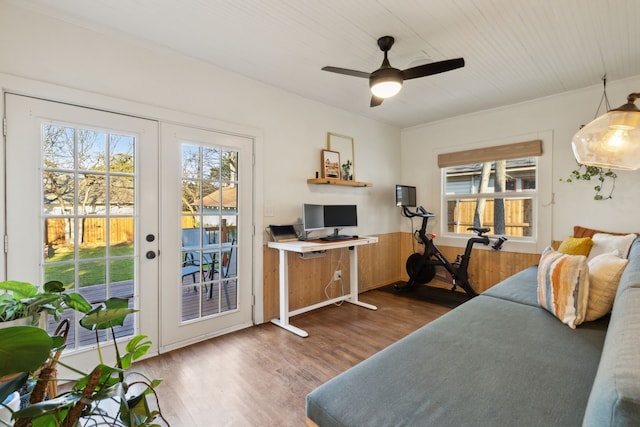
377;36;395;52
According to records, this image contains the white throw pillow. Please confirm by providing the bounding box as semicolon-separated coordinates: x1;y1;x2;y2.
585;252;628;321
588;233;637;261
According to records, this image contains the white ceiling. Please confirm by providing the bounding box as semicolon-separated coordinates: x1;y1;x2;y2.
10;0;640;128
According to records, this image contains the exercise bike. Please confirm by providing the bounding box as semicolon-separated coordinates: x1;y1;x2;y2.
395;205;507;297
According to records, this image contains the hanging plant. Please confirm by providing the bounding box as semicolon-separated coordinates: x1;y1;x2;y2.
561;162;617;200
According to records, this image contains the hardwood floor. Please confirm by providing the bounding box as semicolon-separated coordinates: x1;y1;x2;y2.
136;289;451;426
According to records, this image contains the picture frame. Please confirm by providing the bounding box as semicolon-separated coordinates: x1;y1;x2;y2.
321;149;341;179
327;132;355;180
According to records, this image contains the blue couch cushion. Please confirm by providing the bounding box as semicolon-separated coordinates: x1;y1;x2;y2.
614;238;640;298
482;265;539;307
307;295;608;427
583;287;640;427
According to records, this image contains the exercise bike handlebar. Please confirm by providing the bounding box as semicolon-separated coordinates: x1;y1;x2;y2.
401;205;507;250
401;205;435;218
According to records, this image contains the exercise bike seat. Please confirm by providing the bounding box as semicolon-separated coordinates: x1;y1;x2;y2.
467;227;490;235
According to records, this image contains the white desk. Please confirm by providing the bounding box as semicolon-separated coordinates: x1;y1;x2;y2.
267;236;378;337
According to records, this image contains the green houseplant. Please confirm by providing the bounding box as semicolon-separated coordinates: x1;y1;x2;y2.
0;280;91;326
0;296;167;426
561;162;617;200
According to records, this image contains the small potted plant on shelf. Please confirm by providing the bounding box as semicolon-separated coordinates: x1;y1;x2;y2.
0;295;168;426
341;160;352;181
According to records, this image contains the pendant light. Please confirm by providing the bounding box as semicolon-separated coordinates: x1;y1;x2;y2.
572;79;640;170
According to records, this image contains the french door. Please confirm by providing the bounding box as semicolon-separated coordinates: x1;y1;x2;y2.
4;94;160;372
159;123;253;351
4;95;254;363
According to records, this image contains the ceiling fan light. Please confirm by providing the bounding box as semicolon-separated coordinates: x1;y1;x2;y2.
572;93;640;170
371;81;402;98
369;68;403;98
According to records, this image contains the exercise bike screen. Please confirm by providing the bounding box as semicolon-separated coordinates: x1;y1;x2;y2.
396;184;416;207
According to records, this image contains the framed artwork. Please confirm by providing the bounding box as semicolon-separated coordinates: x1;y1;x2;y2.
321;149;341;179
327;132;355;180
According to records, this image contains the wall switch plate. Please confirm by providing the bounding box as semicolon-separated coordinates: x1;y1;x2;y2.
264;205;275;217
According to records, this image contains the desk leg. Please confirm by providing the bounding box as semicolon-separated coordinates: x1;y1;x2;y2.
346;246;377;311
271;248;309;337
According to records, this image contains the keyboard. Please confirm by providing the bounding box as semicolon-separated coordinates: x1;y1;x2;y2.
319;235;352;241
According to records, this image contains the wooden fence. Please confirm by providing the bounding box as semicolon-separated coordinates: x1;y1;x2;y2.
46;215;236;245
447;198;532;236
45;217;135;245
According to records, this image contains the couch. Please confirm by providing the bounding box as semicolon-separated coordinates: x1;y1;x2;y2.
306;235;640;426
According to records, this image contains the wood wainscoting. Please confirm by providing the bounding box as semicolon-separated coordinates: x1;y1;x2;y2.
262;232;541;321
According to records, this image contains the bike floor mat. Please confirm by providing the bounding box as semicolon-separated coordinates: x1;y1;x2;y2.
376;282;472;308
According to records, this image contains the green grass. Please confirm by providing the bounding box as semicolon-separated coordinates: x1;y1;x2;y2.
44;242;135;288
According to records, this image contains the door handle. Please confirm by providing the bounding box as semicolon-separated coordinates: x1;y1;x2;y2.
146;250;157;259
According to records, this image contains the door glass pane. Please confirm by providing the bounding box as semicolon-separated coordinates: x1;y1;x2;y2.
42;123;136;350
43;171;75;215
77;129;107;171
181;145;239;322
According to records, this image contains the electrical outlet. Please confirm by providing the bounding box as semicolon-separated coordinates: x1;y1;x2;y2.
334;270;342;281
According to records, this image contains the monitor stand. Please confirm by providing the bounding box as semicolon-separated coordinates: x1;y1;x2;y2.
321;228;351;241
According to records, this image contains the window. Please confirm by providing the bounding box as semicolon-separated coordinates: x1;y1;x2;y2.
443;157;537;239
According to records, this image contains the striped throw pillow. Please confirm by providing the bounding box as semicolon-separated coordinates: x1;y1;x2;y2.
537;247;590;329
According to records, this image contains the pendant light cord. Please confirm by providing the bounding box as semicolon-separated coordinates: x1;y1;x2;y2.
594;75;611;118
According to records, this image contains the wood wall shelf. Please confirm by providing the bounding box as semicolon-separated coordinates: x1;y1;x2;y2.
307;178;373;187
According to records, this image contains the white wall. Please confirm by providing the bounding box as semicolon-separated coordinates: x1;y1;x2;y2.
401;75;640;248
3;0;638;255
0;1;401;241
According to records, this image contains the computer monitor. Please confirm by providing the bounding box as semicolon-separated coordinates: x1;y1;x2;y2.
302;204;325;232
323;204;358;228
396;184;417;207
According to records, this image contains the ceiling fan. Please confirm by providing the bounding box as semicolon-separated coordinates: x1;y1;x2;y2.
322;36;465;107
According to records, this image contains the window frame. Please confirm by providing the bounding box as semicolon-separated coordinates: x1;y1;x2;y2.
431;133;552;255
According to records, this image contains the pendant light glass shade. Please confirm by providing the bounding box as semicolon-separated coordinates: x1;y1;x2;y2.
572;93;640;170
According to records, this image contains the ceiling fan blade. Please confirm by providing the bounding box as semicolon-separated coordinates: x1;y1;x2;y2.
402;58;465;80
370;96;384;107
322;66;370;79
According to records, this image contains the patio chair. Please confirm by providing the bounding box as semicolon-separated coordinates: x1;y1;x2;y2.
182;228;217;291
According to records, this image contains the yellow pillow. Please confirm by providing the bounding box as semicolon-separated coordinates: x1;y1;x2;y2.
557;236;593;256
